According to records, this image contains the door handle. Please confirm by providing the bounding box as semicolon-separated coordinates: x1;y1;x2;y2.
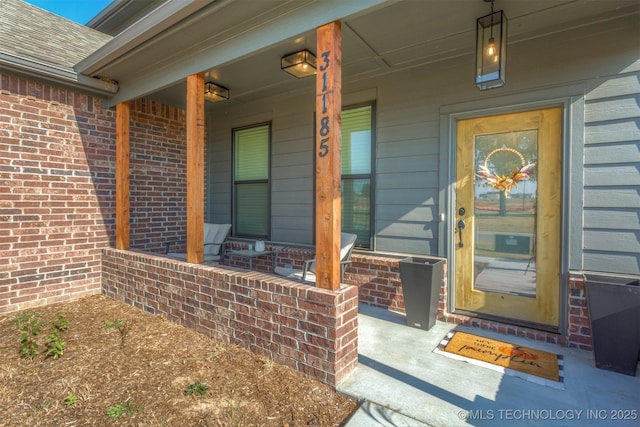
457;220;466;247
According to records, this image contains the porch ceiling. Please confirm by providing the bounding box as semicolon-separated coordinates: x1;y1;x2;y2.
88;0;639;110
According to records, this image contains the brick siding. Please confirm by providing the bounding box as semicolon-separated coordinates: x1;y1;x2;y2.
128;99;188;254
102;248;359;387
0;75;115;312
0;74;188;313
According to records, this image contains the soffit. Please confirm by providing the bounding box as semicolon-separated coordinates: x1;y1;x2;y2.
91;0;639;109
89;0;318;82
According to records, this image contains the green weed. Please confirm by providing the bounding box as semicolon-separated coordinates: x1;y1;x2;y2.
105;400;141;420
12;312;70;360
37;314;70;360
12;312;42;359
54;314;70;331
45;327;66;360
64;395;78;407
184;381;209;396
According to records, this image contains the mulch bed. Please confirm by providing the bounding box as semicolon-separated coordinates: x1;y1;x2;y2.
0;295;357;426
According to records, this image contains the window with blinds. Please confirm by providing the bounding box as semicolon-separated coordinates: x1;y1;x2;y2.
233;124;270;238
341;105;373;248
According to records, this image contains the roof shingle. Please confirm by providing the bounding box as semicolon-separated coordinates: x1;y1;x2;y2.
0;0;112;69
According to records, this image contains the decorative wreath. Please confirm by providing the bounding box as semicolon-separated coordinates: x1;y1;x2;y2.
476;147;535;195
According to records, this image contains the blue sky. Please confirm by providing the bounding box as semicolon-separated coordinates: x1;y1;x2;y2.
25;0;113;25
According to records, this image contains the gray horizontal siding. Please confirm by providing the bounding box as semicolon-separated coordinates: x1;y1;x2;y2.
583;252;640;275
375;123;439;254
583;209;640;231
584;230;640;253
584;188;640;208
586;74;640;101
376;222;437;254
584;164;640;186
377;205;437;222
584;95;640;123
376;153;439;173
584;141;640;165
377;136;440;158
272;162;311;180
585;119;640;144
582;70;640;275
377;121;438;143
375;128;440;253
377;188;438;206
377;171;438;189
207;132;232;223
270;110;315;243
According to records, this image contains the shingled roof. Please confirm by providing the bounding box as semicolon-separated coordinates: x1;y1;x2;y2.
0;0;112;69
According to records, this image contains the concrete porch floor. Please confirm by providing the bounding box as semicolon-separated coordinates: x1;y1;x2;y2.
339;304;639;427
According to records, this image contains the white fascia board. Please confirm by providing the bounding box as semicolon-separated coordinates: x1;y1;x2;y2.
0;52;118;95
76;0;217;75
104;0;392;107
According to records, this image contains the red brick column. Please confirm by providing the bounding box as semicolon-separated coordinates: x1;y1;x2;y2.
567;273;592;350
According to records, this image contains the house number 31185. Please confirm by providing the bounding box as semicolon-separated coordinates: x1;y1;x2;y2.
318;50;331;158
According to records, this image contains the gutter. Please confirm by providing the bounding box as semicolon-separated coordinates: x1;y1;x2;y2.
75;0;217;76
0;52;118;96
87;0;132;28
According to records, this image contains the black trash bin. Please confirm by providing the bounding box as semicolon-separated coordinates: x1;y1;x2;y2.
399;257;444;331
584;273;640;376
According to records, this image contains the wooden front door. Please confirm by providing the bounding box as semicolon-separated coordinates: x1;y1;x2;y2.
454;107;562;327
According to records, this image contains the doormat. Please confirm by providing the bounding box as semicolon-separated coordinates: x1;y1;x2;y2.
434;331;564;389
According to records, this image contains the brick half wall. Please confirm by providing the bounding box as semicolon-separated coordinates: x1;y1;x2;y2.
347;253;593;351
101;248;359;387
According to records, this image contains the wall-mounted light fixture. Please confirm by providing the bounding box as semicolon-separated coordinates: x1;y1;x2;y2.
476;0;507;90
281;49;317;78
204;82;229;102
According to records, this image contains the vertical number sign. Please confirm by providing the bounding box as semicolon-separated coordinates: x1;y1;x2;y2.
318;50;331;157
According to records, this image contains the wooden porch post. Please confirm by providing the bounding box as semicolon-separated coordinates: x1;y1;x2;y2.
115;101;130;250
315;21;342;290
186;73;205;263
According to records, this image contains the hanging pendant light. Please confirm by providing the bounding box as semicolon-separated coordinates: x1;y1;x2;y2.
475;0;507;90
